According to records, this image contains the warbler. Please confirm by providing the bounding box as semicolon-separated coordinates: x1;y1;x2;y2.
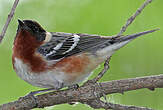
12;19;157;93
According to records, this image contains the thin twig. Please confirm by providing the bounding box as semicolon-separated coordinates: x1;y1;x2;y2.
92;57;111;82
0;0;19;43
117;0;152;36
91;0;153;84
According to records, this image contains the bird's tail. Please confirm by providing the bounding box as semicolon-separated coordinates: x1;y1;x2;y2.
96;28;159;59
114;29;159;43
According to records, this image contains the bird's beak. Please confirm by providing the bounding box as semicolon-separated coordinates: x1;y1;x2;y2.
18;19;25;28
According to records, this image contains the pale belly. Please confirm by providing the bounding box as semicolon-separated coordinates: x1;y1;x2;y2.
13;57;96;89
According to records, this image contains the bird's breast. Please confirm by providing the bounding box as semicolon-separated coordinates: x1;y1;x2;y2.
13;57;63;88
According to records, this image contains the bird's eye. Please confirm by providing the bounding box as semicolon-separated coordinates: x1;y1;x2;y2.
31;26;39;33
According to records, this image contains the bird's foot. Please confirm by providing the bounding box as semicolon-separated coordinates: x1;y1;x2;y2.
68;84;79;90
27;88;55;96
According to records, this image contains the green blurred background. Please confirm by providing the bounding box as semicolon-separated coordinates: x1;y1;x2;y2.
0;0;163;109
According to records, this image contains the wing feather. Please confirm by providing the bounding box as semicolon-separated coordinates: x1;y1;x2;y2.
37;32;112;61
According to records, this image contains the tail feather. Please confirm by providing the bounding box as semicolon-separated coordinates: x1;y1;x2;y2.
96;28;159;60
115;28;159;43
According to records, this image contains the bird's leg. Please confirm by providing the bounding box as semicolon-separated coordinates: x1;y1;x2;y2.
68;84;79;90
27;88;55;96
26;82;64;96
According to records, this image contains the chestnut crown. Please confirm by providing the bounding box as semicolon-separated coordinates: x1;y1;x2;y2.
17;19;46;41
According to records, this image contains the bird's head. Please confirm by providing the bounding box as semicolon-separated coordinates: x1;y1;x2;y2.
13;19;52;57
17;19;46;42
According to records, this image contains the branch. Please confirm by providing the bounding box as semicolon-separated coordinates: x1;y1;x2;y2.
0;0;19;43
117;0;152;36
1;74;163;110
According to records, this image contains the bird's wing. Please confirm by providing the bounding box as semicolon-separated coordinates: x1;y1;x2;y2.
37;29;157;61
37;32;113;61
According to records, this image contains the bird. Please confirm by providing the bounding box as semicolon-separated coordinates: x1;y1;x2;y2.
12;19;157;94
